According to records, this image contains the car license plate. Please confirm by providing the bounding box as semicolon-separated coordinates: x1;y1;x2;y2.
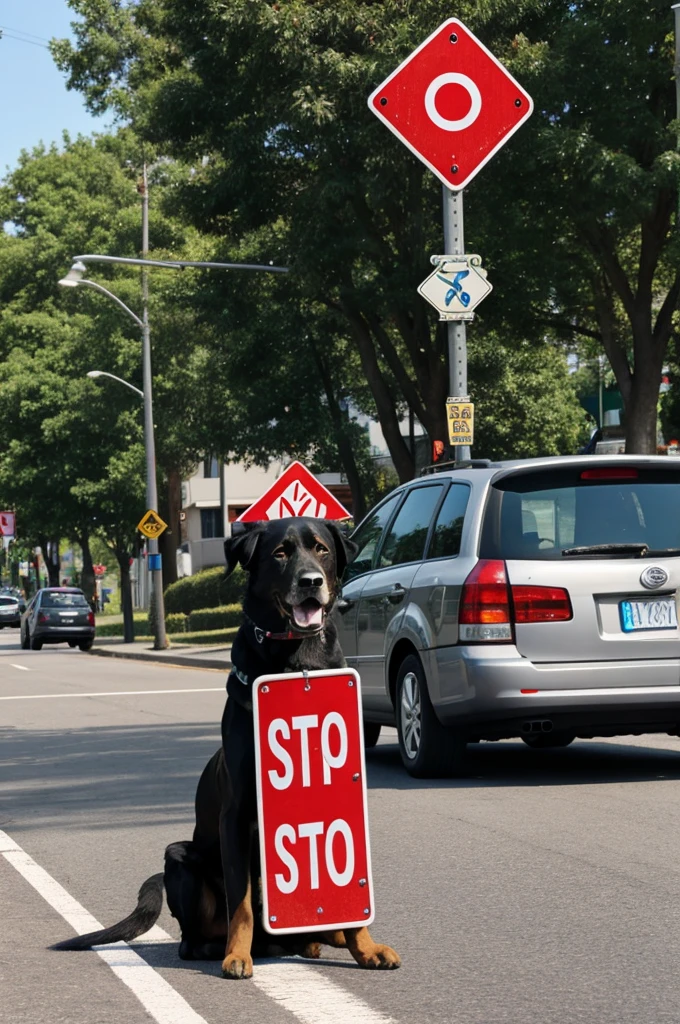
620;598;678;632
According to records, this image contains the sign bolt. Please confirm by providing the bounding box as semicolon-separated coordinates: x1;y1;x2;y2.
449;33;458;43
380;97;387;106
514;98;522;107
450;165;459;174
359;878;367;887
261;685;269;693
317;907;324;914
348;679;354;687
270;915;277;922
353;772;360;781
304;683;311;691
363;908;370;915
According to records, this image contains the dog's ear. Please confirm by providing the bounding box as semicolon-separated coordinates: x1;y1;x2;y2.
224;523;263;576
323;521;359;579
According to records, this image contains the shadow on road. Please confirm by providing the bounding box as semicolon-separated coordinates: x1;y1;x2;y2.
4;715;680;839
365;732;680;789
0;722;221;833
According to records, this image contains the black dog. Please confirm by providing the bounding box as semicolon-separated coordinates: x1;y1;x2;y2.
53;517;401;978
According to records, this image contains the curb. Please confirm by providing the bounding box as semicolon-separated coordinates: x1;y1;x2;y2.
89;645;231;672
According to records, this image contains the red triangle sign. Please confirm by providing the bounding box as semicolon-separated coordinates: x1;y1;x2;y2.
236;462;351;523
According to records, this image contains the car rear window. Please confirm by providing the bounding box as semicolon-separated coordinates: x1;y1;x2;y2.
42;592;89;608
481;466;680;559
0;596;17;606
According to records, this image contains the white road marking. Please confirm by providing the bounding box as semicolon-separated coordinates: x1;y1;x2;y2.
0;687;224;700
10;663;30;671
1;829;398;1024
254;960;398;1024
0;830;207;1024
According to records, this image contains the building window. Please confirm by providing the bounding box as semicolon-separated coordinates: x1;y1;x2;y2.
200;508;222;539
203;456;219;478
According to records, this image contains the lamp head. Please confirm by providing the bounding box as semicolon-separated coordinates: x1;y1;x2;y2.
86;371;103;379
58;261;87;287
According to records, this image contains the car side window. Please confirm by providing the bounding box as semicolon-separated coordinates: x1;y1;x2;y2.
378;485;445;568
427;483;470;559
345;492;402;580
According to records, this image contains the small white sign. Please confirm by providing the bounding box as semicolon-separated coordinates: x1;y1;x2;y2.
418;255;492;320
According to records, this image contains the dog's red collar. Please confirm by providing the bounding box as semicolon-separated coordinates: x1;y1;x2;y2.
243;613;323;644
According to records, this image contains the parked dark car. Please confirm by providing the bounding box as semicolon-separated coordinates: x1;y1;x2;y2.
20;587;95;651
0;594;21;628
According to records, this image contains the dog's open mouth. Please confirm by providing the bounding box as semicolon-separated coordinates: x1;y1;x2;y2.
291;598;324;631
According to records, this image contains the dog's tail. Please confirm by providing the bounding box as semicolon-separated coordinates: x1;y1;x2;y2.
51;872;165;950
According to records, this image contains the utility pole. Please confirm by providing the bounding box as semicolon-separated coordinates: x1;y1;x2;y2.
139;164;168;649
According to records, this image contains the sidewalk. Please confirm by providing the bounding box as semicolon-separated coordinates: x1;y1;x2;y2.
91;637;232;672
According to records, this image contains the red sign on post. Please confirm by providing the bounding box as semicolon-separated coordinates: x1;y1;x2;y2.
0;512;16;537
253;669;374;934
236;461;351;523
368;18;534;191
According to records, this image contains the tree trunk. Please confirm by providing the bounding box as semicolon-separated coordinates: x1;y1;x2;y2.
159;468;181;591
115;548;135;643
78;531;95;606
38;535;60;587
623;350;664;454
340;304;415;482
309;340;367;522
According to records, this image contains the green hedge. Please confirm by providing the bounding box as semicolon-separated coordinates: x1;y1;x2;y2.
164;566;247;615
96;611;190;636
171;627;240;646
188;604;242;633
96;605;242;637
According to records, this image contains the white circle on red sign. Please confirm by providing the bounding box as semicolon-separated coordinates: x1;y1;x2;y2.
424;73;482;132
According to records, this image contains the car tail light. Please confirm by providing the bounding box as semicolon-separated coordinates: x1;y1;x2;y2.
580;467;638;480
459;560;513;642
459;562;573;641
512;585;572;623
38;612;50;624
87;612;95;626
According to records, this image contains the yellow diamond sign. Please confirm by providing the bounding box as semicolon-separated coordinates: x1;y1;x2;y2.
137;509;168;540
446;397;474;446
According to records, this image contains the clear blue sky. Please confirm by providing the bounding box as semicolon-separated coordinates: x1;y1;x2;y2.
0;0;109;176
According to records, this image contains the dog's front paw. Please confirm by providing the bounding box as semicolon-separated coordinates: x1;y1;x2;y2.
355;944;401;970
222;953;253;979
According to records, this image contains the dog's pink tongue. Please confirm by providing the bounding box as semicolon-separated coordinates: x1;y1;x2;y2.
293;602;323;629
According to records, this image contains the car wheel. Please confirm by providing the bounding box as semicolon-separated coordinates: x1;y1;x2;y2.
21;627;30;650
395;654;466;778
363;722;382;749
30;634;43;651
78;640;93;652
68;641;77;648
522;731;575;750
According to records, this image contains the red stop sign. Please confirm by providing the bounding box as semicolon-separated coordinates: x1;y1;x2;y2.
253;669;374;934
368;18;533;190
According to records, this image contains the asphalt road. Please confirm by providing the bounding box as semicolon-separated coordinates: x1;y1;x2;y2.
3;627;680;1024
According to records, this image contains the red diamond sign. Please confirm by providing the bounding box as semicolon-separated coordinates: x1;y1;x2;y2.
368;19;533;191
236;461;351;523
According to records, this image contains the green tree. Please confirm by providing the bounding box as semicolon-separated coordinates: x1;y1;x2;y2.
54;0;680;459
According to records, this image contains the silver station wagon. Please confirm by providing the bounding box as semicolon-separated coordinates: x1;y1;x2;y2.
333;456;680;776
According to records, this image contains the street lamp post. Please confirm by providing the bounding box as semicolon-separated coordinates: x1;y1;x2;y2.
59;249;289;650
60;264;168;648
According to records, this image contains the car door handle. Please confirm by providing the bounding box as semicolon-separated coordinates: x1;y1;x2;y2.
336;597;354;614
387;584;407;604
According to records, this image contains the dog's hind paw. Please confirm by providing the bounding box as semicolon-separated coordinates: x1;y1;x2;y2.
301;942;322;959
222;953;253;979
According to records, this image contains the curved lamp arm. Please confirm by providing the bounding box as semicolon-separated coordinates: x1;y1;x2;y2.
76;279;144;328
87;371;144;400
